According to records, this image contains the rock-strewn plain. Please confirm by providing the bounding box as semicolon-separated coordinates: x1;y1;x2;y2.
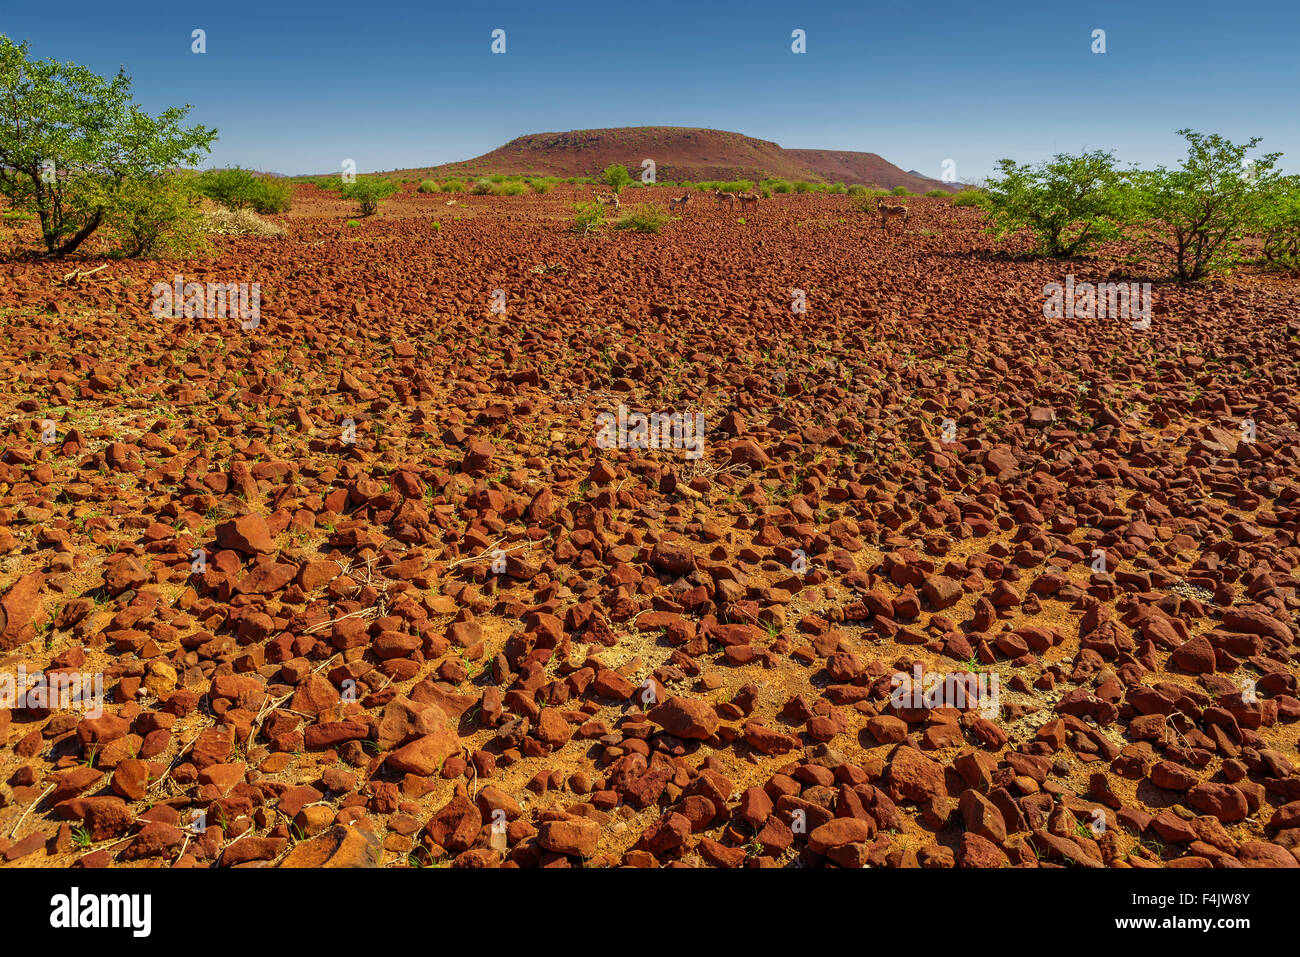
1;184;1298;869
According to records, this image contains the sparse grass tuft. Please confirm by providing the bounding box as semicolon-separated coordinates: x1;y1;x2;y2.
200;207;285;238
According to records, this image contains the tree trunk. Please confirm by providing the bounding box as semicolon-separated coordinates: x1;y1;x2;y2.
51;208;104;257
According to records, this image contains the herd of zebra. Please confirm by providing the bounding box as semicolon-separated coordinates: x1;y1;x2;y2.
591;187;910;229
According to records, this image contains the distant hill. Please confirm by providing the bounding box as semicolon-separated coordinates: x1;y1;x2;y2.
389;126;957;192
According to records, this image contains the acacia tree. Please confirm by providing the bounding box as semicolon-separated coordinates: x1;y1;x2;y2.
0;35;216;256
1130;129;1280;280
983;149;1130;258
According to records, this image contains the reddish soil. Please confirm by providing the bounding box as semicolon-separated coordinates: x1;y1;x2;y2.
0;184;1298;870
397;126;954;192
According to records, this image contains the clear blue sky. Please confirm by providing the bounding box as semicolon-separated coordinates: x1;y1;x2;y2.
4;0;1297;178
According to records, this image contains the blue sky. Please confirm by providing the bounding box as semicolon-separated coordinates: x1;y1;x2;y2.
4;0;1297;178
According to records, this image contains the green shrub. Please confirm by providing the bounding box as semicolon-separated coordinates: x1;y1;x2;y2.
193;167;292;213
792;181;813;193
602;164;631;194
469;179;493;195
103;173;207;257
925;189;949;198
417;179;438;193
983;149;1129;258
495;181;527;196
571;200;605;233
439;179;464;193
953;189;986;207
828;183;848;195
890;186;914;197
340;177;398;216
614;204;670;233
1259;175;1300;273
345;219;360;227
849;188;889;205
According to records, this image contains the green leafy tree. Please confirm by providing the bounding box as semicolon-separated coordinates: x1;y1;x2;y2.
983;149;1129;257
341;177;397;216
602;164;631;195
0;35;216;256
1130;129;1281;280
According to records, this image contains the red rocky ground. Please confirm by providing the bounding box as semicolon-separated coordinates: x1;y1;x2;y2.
0;184;1299;868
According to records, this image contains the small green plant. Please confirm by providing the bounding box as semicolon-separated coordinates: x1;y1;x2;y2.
469;178;493;195
570;199;605;233
953;189;987;207
345;219;360;227
71;824;93;848
890;186;914;196
340;177;397;216
439;179;464;193
417;179;438;193
925;189;949;198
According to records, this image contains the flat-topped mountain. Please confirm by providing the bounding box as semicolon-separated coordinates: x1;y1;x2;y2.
392;126;955;191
